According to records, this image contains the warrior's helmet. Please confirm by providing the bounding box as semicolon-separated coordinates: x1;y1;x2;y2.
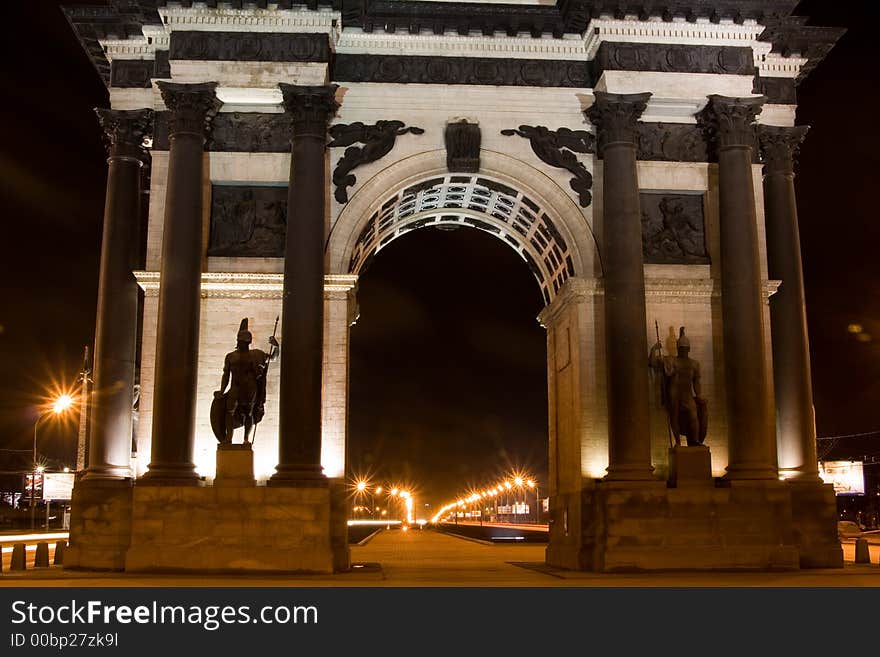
677;326;690;352
236;318;252;344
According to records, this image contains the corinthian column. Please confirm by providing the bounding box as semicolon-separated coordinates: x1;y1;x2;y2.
759;125;820;482
270;84;339;486
701;95;776;480
83;109;153;483
141;82;221;485
586;91;654;481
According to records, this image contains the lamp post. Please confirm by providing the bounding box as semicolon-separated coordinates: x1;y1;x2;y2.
374;485;382;519
31;394;74;529
513;477;525;524
527;479;538;524
400;490;412;524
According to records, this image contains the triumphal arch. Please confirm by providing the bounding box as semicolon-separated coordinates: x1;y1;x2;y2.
63;0;845;572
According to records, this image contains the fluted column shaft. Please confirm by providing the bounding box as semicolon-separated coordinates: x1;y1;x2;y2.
142;82;220;485
270;84;339;486
702;95;776;480
587;91;654;481
759;125;819;481
84;109;153;483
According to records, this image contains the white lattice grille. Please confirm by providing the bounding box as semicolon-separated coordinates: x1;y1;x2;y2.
348;174;575;303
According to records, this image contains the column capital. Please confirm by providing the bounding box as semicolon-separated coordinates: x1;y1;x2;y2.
758;125;810;176
278;83;340;138
585;91;652;157
156;81;222;139
699;94;765;151
95;108;153;162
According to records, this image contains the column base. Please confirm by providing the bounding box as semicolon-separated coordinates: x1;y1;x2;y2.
76;473;133;488
778;468;823;484
268;464;328;487
723;459;779;481
603;463;656;482
80;465;133;482
138;461;201;486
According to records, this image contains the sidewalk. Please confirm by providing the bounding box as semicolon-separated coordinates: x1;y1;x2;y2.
1;528;878;587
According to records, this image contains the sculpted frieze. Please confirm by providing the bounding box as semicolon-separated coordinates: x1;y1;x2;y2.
110;60;153;88
594;42;755;75
753;76;797;105
208;185;288;258
170;31;331;62
207;113;291;153
333;54;591;87
641;193;709;265
637;124;710;163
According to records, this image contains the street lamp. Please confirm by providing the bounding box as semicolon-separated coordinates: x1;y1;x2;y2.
527;479;538;524
32;394;74;529
400;490;411;524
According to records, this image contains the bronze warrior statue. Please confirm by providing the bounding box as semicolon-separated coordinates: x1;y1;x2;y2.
211;318;279;444
649;326;708;447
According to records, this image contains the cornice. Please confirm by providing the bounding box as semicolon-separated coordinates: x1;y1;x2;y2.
159;6;339;35
336;29;588;61
101;34;169;62
539;276;779;324
355;1;567;38
134;272;357;299
63;2;840;89
758;51;808;80
758;17;846;82
583;17;765;59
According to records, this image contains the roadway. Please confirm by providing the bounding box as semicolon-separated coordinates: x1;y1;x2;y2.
1;527;880;586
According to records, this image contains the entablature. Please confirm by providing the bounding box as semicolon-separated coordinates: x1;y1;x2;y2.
64;1;842;99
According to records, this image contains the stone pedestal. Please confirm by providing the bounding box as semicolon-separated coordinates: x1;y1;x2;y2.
65;478;350;573
787;480;844;568
124;486;342;573
64;481;134;571
668;446;713;487
215;444;256;488
547;480;802;572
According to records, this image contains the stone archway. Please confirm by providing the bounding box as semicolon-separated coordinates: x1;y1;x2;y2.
345;173;577;305
321;150;602;546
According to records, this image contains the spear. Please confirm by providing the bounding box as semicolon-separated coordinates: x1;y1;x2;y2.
653;320;676;449
251;316;279;446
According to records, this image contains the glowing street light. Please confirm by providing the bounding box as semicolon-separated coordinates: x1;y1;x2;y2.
527;479;539;524
32;393;75;530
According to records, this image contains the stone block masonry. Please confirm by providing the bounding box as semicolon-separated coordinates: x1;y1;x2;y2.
125;486;336;573
570;481;802;572
65;483;344;574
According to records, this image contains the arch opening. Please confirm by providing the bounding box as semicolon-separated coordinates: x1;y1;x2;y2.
348;226;549;508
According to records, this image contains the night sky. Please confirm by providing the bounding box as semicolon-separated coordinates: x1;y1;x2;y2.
1;2;877;506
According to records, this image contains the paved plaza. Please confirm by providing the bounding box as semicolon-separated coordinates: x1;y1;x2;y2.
1;528;878;587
